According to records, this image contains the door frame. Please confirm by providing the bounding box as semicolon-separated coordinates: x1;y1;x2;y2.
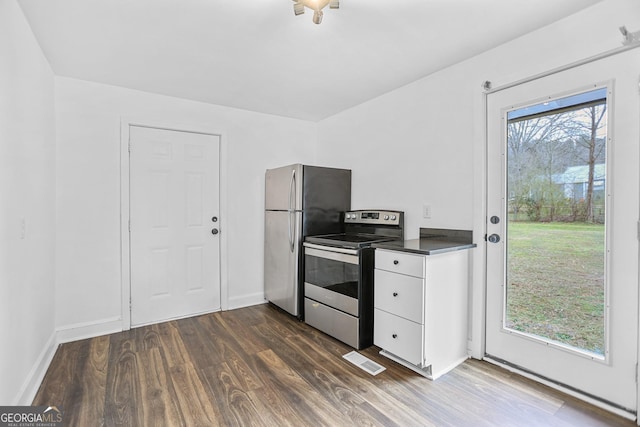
119;118;228;330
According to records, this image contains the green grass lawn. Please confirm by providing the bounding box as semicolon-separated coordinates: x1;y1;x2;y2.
506;221;605;355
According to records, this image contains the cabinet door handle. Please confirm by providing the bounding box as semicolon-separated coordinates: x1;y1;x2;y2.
393;260;399;265
393;292;398;297
392;334;398;339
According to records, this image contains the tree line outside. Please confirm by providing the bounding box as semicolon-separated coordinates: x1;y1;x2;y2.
507;101;606;224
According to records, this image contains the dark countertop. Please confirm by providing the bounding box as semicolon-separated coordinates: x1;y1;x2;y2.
372;227;476;255
372;238;476;255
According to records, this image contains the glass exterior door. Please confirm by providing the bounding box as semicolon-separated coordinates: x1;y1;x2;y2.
485;49;639;413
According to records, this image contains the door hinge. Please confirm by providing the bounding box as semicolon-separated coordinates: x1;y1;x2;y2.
636;363;638;383
128;140;131;153
128;220;131;232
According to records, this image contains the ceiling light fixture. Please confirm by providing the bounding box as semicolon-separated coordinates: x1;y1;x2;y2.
293;0;339;25
620;26;640;46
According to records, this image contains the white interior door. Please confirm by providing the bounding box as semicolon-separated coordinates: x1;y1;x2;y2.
485;49;639;413
130;126;221;326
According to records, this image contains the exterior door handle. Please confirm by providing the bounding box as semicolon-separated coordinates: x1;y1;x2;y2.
211;228;219;235
487;234;500;243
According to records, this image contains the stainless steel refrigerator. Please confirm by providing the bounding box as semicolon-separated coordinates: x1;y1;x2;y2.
264;164;351;318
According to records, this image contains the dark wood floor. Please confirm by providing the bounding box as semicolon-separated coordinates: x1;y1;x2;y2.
34;303;634;426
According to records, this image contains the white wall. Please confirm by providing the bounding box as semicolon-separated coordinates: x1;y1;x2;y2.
316;0;640;357
54;77;317;334
316;65;476;235
0;0;57;404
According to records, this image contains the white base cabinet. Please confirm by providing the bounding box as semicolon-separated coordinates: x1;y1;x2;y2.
374;248;470;379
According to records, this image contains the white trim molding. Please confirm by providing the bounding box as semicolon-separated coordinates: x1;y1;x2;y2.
14;332;57;405
228;294;268;311
56;317;123;344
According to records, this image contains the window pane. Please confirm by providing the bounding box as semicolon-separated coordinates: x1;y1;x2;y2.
505;89;607;356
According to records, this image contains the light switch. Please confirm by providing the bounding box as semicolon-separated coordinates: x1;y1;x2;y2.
423;205;431;219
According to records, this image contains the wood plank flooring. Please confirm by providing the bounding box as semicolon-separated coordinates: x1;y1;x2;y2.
34;303;634;426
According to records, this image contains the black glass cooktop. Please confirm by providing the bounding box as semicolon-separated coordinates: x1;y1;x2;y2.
305;233;397;249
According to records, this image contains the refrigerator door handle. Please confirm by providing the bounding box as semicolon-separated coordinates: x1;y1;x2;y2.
289;169;295;212
288;169;296;252
288;212;294;252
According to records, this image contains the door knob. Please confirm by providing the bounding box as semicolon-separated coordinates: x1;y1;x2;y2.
211;228;219;235
487;234;500;243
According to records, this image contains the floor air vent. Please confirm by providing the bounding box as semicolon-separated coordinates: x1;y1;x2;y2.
343;351;386;376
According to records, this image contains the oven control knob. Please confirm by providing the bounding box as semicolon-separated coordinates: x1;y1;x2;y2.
390;215;397;220
384;215;389;220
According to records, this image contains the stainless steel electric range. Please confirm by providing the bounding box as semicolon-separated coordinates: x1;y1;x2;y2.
303;210;404;349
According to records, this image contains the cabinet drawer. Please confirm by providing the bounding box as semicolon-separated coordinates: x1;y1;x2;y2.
374;308;423;365
374;269;424;323
375;250;425;278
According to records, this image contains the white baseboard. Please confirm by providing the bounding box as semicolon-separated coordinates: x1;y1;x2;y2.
15;331;57;405
227;292;266;310
56;317;123;344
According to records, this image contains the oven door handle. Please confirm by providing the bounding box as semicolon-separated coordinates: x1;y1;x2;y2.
304;245;359;265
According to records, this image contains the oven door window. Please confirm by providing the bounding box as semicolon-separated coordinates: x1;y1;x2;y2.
305;250;359;299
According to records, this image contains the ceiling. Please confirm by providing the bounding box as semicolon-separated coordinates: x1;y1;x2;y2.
19;0;602;121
